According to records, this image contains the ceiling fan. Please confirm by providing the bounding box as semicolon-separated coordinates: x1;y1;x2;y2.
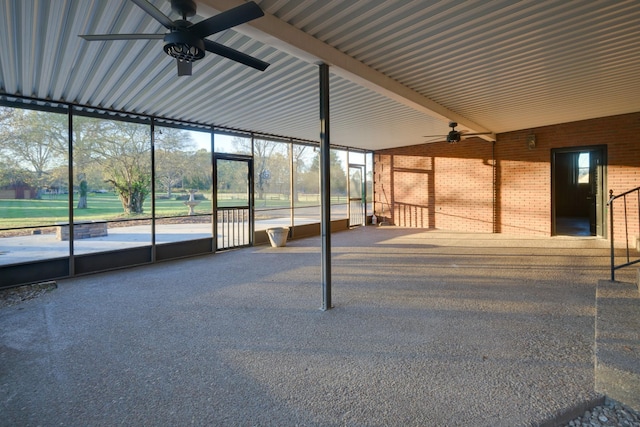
79;0;270;76
423;121;493;143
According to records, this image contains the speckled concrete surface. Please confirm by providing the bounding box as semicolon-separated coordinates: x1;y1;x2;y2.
0;228;636;426
595;279;640;411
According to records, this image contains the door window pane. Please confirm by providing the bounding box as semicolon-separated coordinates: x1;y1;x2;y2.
349;165;365;226
578;152;590;184
217;159;249;207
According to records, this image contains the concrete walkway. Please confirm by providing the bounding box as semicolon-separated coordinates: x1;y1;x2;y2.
0;227;637;426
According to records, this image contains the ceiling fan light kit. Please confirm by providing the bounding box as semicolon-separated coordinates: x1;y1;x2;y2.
163;31;205;62
79;0;270;76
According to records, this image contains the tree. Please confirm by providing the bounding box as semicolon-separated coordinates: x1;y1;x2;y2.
71;116;106;209
183;148;212;192
0;159;33;189
309;149;348;198
262;151;289;200
216;158;248;197
0;107;68;198
232;137;279;200
77;178;88;208
156;150;186;197
230;137;296;203
89;120;152;215
0;108;200;216
292;145;313;202
155;127;194;197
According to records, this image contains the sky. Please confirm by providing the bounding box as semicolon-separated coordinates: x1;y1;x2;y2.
189;130;236;152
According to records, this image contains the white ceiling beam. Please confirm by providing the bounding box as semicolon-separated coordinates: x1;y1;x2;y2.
197;0;495;141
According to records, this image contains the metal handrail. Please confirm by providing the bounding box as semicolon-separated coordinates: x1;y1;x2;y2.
608;186;640;281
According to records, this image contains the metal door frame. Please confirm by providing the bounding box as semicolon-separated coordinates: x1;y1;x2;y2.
213;153;254;250
551;145;607;237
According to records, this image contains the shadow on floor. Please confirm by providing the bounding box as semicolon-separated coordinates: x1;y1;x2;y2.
556;216;592;236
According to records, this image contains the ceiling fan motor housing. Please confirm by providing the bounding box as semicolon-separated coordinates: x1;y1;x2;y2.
447;121;460;142
447;131;461;143
163;31;205;62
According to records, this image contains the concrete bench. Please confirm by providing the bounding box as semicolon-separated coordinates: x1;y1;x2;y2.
56;220;108;241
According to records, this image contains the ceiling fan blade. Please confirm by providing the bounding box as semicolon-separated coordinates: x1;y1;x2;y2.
79;33;165;41
130;0;174;29
422;134;446;138
460;132;494;137
190;1;264;38
176;59;192;76
203;39;269;71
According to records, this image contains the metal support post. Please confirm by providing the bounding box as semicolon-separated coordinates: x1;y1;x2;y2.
319;63;332;310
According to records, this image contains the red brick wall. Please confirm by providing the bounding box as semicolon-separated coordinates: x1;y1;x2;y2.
375;137;494;232
495;129;552;236
374;112;640;247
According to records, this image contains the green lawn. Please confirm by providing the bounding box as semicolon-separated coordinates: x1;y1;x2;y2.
0;193;210;229
0;193;348;229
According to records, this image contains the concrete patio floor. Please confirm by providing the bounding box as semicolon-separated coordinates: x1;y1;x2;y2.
0;216;315;266
0;227;638;426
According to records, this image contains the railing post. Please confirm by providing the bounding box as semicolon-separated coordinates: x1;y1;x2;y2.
624;195;630;263
609;189;615;281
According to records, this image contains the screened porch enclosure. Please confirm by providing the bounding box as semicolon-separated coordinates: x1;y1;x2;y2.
0;98;373;288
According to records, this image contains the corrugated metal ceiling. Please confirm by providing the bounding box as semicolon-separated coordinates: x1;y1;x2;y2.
1;0;639;150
